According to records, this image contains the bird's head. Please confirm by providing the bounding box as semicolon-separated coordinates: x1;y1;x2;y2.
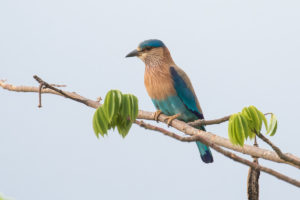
126;39;173;66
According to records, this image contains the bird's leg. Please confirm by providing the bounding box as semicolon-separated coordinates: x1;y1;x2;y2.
165;113;181;127
153;110;162;122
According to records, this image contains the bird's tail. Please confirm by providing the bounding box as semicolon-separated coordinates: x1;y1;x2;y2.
196;126;213;163
196;141;213;163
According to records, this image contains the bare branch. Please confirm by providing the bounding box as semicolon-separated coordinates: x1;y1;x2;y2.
210;141;300;187
188;115;231;126
139;110;300;168
258;133;300;167
188;113;272;127
1;77;300;168
38;83;44;108
135;120;198;142
135;120;300;188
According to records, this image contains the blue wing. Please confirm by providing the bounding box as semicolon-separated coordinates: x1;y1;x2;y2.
169;66;204;120
170;66;213;163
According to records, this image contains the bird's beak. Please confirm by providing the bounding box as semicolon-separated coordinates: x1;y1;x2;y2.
125;49;139;58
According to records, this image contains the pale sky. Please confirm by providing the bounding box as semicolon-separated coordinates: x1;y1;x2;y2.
1;0;300;199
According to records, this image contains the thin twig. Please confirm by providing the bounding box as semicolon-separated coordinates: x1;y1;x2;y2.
38;83;44;108
188;115;231;126
188;113;273;127
96;97;102;103
258;133;300;167
50;84;67;87
31;76;100;108
33;75;89;105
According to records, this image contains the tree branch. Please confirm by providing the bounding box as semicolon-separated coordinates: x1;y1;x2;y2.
1;77;300;169
188;115;231;126
257;133;300;168
135;120;300;187
135;120;199;142
247;157;260;200
247;140;260;200
188;113;271;127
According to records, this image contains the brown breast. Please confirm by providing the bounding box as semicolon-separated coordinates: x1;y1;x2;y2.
144;65;176;100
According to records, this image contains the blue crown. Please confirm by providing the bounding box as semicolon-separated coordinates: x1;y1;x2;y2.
138;39;165;50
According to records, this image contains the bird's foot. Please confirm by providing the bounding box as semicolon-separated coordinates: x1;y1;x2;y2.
153;110;162;122
165;113;181;127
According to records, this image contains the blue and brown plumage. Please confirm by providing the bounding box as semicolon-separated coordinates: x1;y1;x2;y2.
126;39;213;163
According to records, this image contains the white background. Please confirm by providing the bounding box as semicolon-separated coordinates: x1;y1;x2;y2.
1;0;300;199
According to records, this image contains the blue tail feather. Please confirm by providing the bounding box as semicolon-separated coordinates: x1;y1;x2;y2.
196;141;213;163
196;126;213;163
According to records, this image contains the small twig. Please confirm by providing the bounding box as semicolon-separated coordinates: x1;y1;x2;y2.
50;84;67;87
135;120;300;188
32;75;100;108
188;115;231;127
264;112;272;116
188;113;272;127
96;97;102;103
38;83;44;108
258;133;300;168
254;136;258;147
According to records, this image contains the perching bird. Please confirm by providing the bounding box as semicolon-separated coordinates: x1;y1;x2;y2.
126;39;213;163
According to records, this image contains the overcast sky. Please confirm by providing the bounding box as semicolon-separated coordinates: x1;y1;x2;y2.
1;0;300;199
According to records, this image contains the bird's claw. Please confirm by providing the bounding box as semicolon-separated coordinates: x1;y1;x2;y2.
166;113;181;127
153;110;162;122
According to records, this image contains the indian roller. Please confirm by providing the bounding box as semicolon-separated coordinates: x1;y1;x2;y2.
126;39;213;163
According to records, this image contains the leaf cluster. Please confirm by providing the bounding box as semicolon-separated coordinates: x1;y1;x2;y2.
93;90;138;138
228;105;278;146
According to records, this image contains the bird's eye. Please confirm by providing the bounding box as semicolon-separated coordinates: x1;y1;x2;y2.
144;47;153;51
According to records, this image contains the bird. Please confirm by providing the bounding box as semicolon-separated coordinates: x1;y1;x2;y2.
126;39;213;163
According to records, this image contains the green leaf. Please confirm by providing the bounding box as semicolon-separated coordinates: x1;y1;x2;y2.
248;106;260;133
116;116;132;138
129;94;139;122
255;107;268;132
251;106;262;132
267;113;278;136
93;107;109;137
93;111;101;138
228;115;234;144
228;106;278;145
132;95;139;120
92;90;139;139
241;107;254;129
240;114;250;140
104;90;122;122
228;114;238;145
110;114;119;130
234;114;245;146
120;94;131;122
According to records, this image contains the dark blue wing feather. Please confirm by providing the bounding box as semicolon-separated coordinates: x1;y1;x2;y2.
170;67;204;119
